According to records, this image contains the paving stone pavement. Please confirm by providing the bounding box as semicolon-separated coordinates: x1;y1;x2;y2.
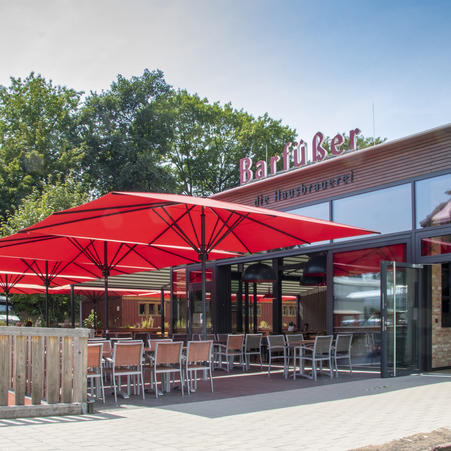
1;373;451;450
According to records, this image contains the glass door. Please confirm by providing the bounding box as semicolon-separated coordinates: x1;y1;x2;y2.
381;261;423;377
188;289;212;335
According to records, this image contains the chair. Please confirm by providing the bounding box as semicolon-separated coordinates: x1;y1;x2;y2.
184;340;214;394
333;334;353;376
244;334;263;371
286;334;304;373
134;332;150;344
294;335;333;381
214;334;245;372
266;335;288;379
215;333;228;344
110;341;145;403
150;341;184;398
147;338;173;352
87;343;105;403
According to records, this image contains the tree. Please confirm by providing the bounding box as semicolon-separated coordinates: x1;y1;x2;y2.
1;177;90;236
78;69;177;195
162;91;296;196
1;179;90;325
0;73;83;220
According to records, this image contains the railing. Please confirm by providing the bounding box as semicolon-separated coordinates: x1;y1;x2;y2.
0;326;89;419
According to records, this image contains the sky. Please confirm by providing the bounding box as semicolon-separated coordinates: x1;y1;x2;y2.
1;0;451;142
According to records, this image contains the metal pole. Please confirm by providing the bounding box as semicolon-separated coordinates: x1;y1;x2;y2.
393;261;397;377
45;260;49;327
160;287;165;336
244;282;249;334
5;274;9;326
70;285;75;328
200;208;207;340
104;241;110;339
253;282;258;333
79;297;83;328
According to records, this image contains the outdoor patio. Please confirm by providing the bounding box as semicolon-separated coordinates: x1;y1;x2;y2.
94;363;381;414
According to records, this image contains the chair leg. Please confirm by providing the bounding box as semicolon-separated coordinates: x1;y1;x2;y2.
268;353;271;376
209;365;214;392
113;372;118;403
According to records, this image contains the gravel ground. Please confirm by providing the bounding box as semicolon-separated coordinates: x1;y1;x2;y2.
352;428;451;451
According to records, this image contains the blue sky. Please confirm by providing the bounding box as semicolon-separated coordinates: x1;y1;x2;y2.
1;0;450;142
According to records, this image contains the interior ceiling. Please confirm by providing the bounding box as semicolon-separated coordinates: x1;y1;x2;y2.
75;254;327;297
75;268;171;291
232;254;327;297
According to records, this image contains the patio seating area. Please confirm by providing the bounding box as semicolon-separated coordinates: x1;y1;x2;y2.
84;332;378;409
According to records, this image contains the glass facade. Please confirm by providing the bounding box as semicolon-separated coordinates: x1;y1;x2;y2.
416;173;451;229
333;184;412;238
421;234;451;256
172;268;187;333
289;202;330;220
333;244;406;365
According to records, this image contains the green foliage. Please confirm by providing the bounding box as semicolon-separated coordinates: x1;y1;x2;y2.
10;293;76;326
1;177;90;236
78;69;177;195
161;91;296;196
82;309;102;329
0;73;84;219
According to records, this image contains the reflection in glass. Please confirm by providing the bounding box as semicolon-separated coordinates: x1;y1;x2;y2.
333;244;406;366
172;268;187;333
333;184;411;239
289;202;330;220
189;290;212;334
416;173;451;228
421;235;451;256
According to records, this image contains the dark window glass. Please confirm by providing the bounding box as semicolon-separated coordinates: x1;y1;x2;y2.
416;174;451;228
333;184;412;239
421;235;451;256
138;303;145;316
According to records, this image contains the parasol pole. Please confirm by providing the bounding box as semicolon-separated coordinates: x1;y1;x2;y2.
5;274;9;326
103;241;110;339
253;282;258;333
45;260;49;327
70;284;75;328
200;207;207;340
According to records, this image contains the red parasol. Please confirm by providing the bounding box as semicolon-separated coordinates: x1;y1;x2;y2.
18;192;376;336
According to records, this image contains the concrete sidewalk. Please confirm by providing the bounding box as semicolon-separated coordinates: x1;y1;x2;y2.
1;373;451;450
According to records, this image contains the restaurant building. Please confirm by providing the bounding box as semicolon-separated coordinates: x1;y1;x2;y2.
170;123;451;377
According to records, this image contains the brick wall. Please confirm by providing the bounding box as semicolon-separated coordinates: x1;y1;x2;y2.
431;264;451;368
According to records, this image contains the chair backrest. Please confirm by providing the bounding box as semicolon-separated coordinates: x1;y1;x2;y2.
267;335;286;349
155;342;183;365
192;333;201;341
134;332;149;343
286;334;304;346
113;341;143;367
87;343;103;369
227;334;244;351
335;334;352;354
216;333;228;344
186;340;212;363
313;335;333;356
245;334;262;351
147;338;173;352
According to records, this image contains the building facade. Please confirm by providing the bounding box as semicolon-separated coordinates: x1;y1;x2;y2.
171;124;451;376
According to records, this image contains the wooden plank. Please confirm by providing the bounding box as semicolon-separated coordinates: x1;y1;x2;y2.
46;336;60;404
72;336;88;404
14;335;27;406
0;326;90;338
0;335;10;406
31;336;44;405
61;337;73;403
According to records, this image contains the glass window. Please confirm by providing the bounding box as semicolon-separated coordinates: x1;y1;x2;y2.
333;184;411;239
421;235;451;256
333;244;406;364
138;303;146;316
172;268;187;333
416;174;451;228
289;202;330;221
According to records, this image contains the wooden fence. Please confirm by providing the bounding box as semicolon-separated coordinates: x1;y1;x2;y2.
0;326;89;419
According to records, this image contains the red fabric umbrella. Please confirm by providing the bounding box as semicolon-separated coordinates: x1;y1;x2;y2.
0;232;235;330
18;191;376;336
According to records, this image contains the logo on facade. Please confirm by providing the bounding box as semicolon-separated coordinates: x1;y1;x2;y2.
240;128;361;185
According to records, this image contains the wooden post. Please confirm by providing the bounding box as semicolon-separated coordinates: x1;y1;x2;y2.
31;336;44;405
46;336;60;404
14;335;27;405
0;335;10;406
61;337;73;403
